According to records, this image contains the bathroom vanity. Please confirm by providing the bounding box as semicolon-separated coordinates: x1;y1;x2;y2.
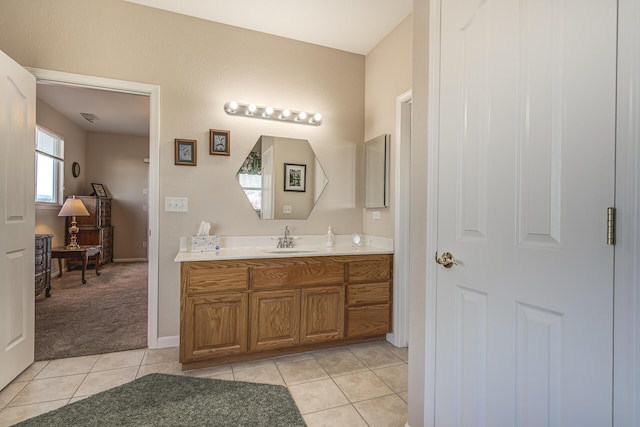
176;248;393;370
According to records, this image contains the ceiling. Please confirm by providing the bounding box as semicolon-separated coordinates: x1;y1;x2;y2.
38;1;412;137
37;84;151;136
125;0;413;55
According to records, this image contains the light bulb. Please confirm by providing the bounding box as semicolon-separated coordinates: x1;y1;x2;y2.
263;106;274;117
227;101;238;113
247;104;257;115
280;109;291;119
313;113;322;122
296;112;308;122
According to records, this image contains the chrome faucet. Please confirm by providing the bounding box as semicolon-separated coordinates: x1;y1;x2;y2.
277;226;294;248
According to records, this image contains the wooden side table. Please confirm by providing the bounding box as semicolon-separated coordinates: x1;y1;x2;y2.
51;245;102;284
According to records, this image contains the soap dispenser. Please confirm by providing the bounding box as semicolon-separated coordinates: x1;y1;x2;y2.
326;226;335;247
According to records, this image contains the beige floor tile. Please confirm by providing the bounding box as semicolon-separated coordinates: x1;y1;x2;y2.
315;350;368;377
374;364;408;392
231;358;276;372
333;371;394;403
91;349;145;372
35;355;99;379
9;374;86;407
388;346;408;362
354;394;408;427
136;361;184;378
303;404;369;427
288;379;350;414
69;395;90;404
0;381;27;409
13;361;49;382
234;364;285;386
200;372;235;381
398;391;409;403
185;364;233;378
278;359;329;385
273;352;315;365
349;343;404;369
141;347;179;365
75;366;138;397
0;399;68;427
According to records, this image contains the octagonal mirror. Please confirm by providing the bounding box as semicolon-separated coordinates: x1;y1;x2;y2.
237;135;328;219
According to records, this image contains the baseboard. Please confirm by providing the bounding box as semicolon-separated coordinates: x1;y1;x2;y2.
156;335;179;349
113;258;148;263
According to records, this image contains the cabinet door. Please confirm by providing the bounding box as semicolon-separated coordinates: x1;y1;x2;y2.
301;286;344;344
181;293;248;363
250;290;300;352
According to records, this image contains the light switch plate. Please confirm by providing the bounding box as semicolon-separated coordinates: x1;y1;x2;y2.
372;211;381;220
283;205;292;214
165;197;188;212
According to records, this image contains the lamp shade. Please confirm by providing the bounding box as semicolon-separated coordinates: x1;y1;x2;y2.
58;196;90;217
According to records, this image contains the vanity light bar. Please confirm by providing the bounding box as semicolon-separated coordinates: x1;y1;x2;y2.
224;101;322;126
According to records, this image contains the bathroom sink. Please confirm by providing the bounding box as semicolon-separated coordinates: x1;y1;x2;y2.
263;248;316;254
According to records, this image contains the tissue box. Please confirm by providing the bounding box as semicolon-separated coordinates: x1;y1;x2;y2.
187;235;220;252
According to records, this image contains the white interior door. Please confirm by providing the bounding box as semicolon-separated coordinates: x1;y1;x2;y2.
434;0;617;425
0;50;36;390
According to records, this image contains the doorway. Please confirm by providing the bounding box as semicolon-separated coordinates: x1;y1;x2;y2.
29;67;160;351
390;90;411;348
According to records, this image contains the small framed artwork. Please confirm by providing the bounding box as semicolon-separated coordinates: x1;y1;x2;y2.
209;129;230;156
284;163;306;192
175;139;197;166
91;183;108;198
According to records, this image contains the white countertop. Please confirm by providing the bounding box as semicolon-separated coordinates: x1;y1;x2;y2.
174;244;392;262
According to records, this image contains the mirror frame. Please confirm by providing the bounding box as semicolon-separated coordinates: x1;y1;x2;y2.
364;134;390;208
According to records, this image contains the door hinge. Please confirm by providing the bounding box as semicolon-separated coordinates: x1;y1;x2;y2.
607;207;616;245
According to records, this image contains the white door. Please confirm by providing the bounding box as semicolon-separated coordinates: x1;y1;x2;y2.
0;50;36;390
433;0;617;425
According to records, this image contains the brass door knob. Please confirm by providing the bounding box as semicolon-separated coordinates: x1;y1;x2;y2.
435;251;458;268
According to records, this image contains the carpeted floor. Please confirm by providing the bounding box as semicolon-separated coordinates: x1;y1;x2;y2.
35;262;148;361
14;373;307;426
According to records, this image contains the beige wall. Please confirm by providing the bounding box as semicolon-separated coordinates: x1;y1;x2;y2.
0;0;365;337
363;14;413;238
86;132;149;261
35;97;87;253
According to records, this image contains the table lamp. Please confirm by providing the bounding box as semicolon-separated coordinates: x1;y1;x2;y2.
58;196;90;249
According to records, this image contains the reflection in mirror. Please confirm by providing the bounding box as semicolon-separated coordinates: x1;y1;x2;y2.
365;134;390;208
237;136;328;219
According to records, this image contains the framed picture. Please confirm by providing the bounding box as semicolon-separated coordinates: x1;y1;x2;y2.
175;139;197;166
209;129;230;156
91;183;108;198
284;163;306;192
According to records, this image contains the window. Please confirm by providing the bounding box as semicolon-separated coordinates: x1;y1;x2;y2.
35;126;64;205
238;173;262;212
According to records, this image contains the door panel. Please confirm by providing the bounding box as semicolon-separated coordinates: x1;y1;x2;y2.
0;50;36;390
435;0;616;425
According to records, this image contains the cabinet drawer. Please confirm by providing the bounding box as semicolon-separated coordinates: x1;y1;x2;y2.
347;282;390;306
35;254;46;273
252;261;343;290
346;304;391;337
35;272;46;296
347;256;392;283
184;262;249;294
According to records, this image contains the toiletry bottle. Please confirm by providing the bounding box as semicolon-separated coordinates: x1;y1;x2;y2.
326;226;335;247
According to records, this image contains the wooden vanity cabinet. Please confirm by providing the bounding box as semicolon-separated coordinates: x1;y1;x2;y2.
179;254;392;369
180;261;249;362
345;256;393;337
250;289;300;351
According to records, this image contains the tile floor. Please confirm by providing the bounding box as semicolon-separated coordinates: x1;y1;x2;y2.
0;341;408;427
